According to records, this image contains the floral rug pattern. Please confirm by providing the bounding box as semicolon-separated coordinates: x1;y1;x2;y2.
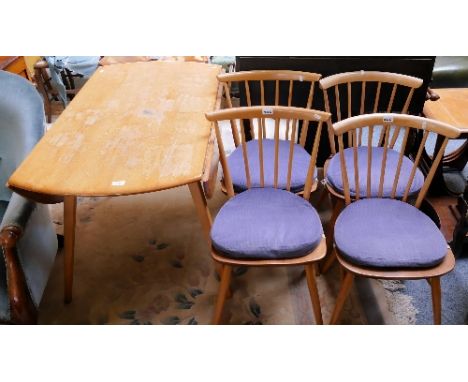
38;184;367;325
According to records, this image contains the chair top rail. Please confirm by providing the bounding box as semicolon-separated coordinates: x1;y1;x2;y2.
206;105;331;123
332;113;460;139
218;70;321;83
319;71;423;90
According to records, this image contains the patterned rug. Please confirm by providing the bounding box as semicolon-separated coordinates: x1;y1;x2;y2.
38;182;368;325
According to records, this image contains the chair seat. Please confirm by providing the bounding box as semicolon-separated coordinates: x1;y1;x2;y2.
335;198;447;268
211;188;323;260
326;147;424;198
228;139;315;193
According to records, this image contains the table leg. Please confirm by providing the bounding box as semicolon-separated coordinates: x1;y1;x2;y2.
189;181;227;288
188;181;212;244
63;195;77;303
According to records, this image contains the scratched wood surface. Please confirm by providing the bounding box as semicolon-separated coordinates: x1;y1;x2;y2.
8;61;222;197
423;88;468;132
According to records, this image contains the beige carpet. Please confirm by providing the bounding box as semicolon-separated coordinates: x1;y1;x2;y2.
38;181;367;325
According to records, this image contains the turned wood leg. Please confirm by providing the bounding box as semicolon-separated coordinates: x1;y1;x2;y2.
305;263;323;325
212;265;232;324
64;195;77;304
429;277;442;325
329;270;354;325
0;226;38;324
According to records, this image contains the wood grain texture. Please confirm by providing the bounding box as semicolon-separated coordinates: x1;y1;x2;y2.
423;88;468;132
0;226;38;323
335;248;455;280
211;237;327;266
8;61;221;197
319;71;423;90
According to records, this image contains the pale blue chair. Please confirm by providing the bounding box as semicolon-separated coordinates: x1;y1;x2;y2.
0;71;58;324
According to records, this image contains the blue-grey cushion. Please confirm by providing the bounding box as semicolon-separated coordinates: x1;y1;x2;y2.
228;139;315;193
0;202;8;320
0;71;44;202
335;198;447;268
0;72;58;321
0;200;7;222
211;188;323;260
327;147;424;198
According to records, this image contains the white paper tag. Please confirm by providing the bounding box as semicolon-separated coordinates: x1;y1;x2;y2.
262;107;273;115
383;116;393;123
112;180;126;186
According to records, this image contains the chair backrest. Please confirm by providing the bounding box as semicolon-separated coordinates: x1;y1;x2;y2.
0;71;45;202
205;106;332;200
217;70;321;146
332;113;460;208
320;71;424;154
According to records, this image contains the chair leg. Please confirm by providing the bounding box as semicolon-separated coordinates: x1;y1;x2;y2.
321;199;343;273
315;186;330;208
429;277;442;325
329;270;354;325
305;263;323;325
320;247;337;275
212;265;232;324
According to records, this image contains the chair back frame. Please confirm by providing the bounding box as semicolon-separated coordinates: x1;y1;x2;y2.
217;70;322;146
320;71;424;154
332;113;460;207
206;106;332;200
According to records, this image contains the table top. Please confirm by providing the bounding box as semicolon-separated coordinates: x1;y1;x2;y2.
8;61;221;197
423;88;468;132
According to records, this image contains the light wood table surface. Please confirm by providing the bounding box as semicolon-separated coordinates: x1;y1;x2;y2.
424;88;468;132
423;88;468;169
8;61;222;303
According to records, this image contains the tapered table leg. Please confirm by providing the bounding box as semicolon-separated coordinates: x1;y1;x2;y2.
188;181;225;278
188;181;212;245
64;195;77;304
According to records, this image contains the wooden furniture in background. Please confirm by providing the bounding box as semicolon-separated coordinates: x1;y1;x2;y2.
34;59;84;122
8;61;222;303
205;106;332;324
423;88;468;256
235;56;435;166
328;113;459;325
0;56;30;80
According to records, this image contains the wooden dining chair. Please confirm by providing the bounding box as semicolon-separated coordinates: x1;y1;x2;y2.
318;71;424;271
217;70;322;194
205;105;332;324
327;113;459;325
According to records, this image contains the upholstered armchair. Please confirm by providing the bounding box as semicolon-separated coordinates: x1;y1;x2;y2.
0;71;58;324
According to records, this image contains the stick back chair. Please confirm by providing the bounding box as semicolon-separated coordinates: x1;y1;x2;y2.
319;71;424;268
217;70;322;194
327;113;459;325
205;106;332;324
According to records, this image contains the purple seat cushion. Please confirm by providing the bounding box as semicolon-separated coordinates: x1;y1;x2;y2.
335;198;447;268
228;139;315;193
211;188;323;260
326;147;424;198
